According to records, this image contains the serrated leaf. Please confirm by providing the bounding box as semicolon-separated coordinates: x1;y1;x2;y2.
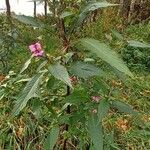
79;38;133;77
49;63;73;88
111;100;136;115
44;126;59;150
11;73;44;117
13;15;43;27
70;61;103;79
127;40;150;48
98;100;110;122
87;115;103;150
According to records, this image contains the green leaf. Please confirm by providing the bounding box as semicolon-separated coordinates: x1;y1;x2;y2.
0;89;5;100
82;2;118;13
111;29;124;40
98;100;110;122
11;73;44;117
60;11;74;19
36;60;48;72
13;15;43;27
70;61;104;79
127;40;150;48
66;87;89;104
0;37;3;44
15;78;31;84
49;63;73;88
44;126;59;150
20;55;33;74
46;76;57;89
79;38;133;77
111;100;136;115
64;52;74;63
87;115;103;150
73;2;117;33
93;78;109;94
84;58;95;62
31;99;42;119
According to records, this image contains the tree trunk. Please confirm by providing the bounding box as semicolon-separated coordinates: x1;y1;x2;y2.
44;0;48;18
119;0;131;26
5;0;11;17
34;1;36;18
118;0;124;16
128;0;136;23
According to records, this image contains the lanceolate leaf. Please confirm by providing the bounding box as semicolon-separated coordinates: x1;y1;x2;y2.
87;115;103;150
79;38;133;77
98;100;110;122
82;1;118;13
13;15;43;27
60;11;74;19
111;100;137;115
11;73;44;117
127;40;150;48
20;55;33;74
49;63;73;88
44;126;59;150
0;89;5;100
70;61;104;79
73;2;118;33
111;29;124;40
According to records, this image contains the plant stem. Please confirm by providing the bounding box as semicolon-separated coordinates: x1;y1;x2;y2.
63;86;71;150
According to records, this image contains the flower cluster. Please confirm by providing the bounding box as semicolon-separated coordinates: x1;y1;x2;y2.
29;42;44;57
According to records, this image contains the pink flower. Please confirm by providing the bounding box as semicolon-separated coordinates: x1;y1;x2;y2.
29;42;44;57
91;96;101;103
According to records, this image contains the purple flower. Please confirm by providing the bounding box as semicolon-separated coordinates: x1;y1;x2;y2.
91;96;101;103
29;42;44;57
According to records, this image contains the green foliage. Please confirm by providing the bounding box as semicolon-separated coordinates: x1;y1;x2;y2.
98;99;110;123
127;40;150;48
87;115;103;150
11;73;44;117
20;55;33;74
44;126;59;150
79;38;133;77
49;63;73;88
121;23;150;71
13;15;43;27
0;0;149;149
66;87;89;104
111;100;136;115
122;46;150;71
70;61;103;79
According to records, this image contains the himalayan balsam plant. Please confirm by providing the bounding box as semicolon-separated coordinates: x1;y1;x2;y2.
1;0;140;149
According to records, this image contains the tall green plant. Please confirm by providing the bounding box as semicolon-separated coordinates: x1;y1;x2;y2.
2;0;138;149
